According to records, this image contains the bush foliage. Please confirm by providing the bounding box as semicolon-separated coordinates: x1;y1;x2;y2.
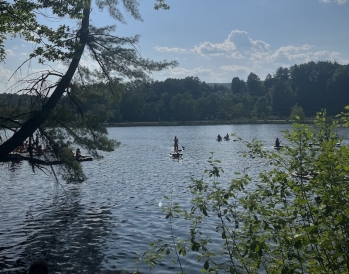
143;109;349;273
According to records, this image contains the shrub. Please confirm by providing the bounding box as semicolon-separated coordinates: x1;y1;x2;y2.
143;109;349;273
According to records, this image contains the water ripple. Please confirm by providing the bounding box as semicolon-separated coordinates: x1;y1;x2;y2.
0;124;303;273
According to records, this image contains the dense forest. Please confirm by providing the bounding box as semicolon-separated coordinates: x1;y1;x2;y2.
1;60;349;124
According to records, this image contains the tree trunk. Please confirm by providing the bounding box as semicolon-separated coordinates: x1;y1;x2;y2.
0;6;90;161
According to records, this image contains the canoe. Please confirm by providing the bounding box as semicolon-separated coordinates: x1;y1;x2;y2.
292;171;319;180
6;152;93;165
77;155;93;162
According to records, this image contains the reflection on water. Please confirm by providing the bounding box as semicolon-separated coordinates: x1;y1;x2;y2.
1;124;347;273
0;168;114;273
22;189;113;273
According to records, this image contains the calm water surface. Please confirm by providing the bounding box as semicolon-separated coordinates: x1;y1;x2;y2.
2;124;343;273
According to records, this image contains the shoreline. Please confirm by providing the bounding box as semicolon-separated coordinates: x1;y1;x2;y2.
105;118;315;127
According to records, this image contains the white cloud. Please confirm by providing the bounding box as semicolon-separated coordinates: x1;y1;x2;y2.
189;30;271;62
0;65;16;93
0;66;11;82
192;40;237;58
320;0;348;4
220;65;250;74
190;30;345;66
227;30;270;53
154;46;188;54
169;66;214;78
268;45;344;65
151;66;216;81
268;45;313;62
153;28;349;82
5;49;15;56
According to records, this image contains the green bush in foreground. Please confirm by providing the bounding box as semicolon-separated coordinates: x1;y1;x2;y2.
142;109;349;273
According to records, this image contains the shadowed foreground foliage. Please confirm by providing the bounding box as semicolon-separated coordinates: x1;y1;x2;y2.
0;0;176;181
143;109;349;273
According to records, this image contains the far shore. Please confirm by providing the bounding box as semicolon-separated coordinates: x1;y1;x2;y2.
104;118;316;127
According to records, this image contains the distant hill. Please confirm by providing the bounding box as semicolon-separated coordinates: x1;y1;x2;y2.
207;83;231;89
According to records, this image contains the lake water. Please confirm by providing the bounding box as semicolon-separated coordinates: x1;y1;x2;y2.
1;124;346;273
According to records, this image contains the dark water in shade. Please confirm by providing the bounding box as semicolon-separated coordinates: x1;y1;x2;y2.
1;124;347;273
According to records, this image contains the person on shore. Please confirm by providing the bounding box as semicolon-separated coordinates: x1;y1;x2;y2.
174;136;179;152
35;132;39;148
37;145;43;155
24;140;28;150
75;148;81;160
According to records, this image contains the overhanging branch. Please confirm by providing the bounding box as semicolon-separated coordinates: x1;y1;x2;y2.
0;5;91;161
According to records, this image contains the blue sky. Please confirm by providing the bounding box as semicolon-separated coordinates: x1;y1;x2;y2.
1;0;349;93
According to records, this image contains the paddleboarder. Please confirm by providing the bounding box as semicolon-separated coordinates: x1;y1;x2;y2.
275;138;281;147
174;136;179;152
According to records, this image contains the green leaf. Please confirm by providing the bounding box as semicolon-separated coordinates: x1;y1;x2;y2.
297;199;308;205
305;225;318;234
191;242;200;251
204;260;209;270
294;240;302;249
336;215;343;223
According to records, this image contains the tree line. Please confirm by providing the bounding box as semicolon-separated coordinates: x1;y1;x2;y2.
1;60;349;125
73;60;349;122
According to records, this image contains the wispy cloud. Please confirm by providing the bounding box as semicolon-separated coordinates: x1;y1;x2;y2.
269;45;342;64
319;0;348;4
153;66;214;80
0;66;11;81
0;65;16;91
154;46;188;54
5;49;15;56
220;65;251;74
